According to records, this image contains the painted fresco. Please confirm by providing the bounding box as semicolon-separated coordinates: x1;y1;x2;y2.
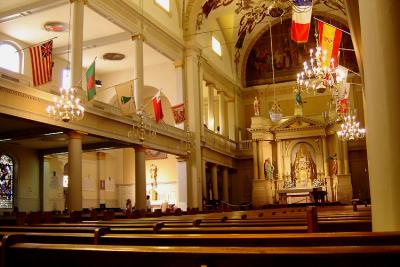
245;18;358;87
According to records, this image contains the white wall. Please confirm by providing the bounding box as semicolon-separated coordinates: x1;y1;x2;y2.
0;143;40;212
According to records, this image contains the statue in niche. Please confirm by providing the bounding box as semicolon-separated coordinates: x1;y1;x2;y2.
291;144;317;187
264;158;274;180
253;96;260;116
329;153;338;177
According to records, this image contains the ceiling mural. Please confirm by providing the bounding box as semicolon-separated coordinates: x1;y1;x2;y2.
245;17;357;87
193;0;348;83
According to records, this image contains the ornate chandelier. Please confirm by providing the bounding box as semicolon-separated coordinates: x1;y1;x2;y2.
46;87;84;122
337;111;366;141
128;110;157;142
296;46;346;95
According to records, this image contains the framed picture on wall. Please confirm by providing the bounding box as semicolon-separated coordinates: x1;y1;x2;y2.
145;149;167;160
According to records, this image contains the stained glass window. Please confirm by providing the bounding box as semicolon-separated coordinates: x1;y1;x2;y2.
0;155;14;209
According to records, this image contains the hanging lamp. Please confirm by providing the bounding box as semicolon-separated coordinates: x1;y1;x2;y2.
268;22;283;123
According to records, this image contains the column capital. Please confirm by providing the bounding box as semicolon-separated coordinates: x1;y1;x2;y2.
96;152;106;160
133;145;146;152
206;81;215;88
70;0;87;4
217;90;226;97
176;155;189;162
132;33;145;41
174;60;184;68
68;131;83;139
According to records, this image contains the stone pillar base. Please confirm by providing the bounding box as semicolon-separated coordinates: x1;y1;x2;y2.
336;174;353;203
252;179;273;208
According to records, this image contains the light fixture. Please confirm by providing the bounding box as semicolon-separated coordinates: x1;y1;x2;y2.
45;4;85;123
46;87;85;122
336;110;366;141
296;46;347;96
128;110;157;142
268;22;283;122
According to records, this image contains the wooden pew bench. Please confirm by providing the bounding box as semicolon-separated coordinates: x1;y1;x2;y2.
2;238;400;267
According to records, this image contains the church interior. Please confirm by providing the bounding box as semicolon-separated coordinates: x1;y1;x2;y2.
0;0;400;264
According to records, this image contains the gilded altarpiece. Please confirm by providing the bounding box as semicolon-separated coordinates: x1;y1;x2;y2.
250;116;353;206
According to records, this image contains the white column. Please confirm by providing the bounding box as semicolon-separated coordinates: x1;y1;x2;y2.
277;140;283;180
132;34;144;111
201;160;207;200
360;0;400;231
70;0;84;87
342;141;350;174
176;156;188;211
222;167;229;202
322;137;330;177
211;164;218;200
123;148;135;204
175;60;185;129
252;141;259;180
218;91;227;136
97;152;106;206
207;83;215;131
185;46;202;209
68;131;82;211
227;99;235;140
258;141;265;179
335;136;343;174
134;146;146;211
234;87;240;142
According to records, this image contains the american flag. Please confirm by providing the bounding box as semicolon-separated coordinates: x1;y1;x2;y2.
29;40;53;86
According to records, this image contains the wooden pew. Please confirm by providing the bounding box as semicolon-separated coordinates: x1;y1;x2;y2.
2;235;399;267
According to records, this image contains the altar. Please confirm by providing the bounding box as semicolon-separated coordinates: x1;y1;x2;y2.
278;187;325;204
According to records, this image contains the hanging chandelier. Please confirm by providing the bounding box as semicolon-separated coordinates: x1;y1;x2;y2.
46;87;85;122
128;110;157;142
268;22;283;123
296;46;347;95
336;110;366;141
45;3;85;123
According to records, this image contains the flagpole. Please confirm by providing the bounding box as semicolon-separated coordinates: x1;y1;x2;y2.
15;37;58;53
313;17;351;35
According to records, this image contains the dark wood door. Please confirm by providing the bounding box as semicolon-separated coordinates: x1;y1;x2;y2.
349;150;370;202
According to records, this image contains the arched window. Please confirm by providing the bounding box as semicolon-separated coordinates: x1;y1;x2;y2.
0;41;22;73
0;154;15;209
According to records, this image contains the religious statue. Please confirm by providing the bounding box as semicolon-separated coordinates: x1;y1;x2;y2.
149;164;158;200
264;158;274;180
253;96;260;116
294;89;302;105
329;153;338;177
291;143;317;187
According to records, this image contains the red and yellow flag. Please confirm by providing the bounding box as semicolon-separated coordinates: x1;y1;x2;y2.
318;21;342;68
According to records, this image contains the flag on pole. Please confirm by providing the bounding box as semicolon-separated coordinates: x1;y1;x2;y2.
29;40;53;86
171;103;185;124
115;81;134;115
291;0;313;43
86;61;96;101
318;20;342;68
152;90;164;123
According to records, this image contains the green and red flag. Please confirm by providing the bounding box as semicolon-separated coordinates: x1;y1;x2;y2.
86;61;96;101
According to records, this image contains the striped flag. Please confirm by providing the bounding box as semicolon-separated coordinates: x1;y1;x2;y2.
318;21;342;68
86;61;96;101
291;0;313;43
29;40;53;86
